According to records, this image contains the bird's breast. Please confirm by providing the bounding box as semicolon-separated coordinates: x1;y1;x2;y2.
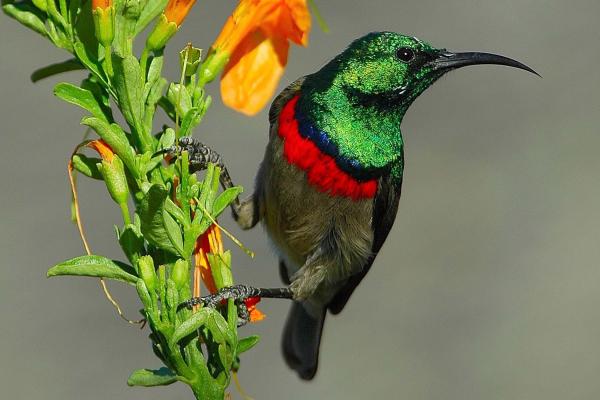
277;95;378;200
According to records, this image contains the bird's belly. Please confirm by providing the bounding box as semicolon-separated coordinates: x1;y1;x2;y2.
259;135;374;283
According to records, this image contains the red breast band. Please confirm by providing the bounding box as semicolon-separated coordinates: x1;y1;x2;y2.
278;95;377;199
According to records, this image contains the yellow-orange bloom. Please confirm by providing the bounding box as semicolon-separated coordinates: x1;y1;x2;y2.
164;0;197;26
87;139;114;161
212;0;311;115
194;224;265;322
92;0;111;10
194;224;221;297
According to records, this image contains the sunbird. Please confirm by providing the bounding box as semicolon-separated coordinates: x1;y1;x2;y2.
170;32;537;380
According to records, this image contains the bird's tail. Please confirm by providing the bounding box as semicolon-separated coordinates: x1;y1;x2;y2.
282;301;326;380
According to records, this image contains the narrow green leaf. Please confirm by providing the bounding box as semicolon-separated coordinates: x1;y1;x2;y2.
143;76;167;136
179;107;200;137
157;97;177;122
237;335;260;354
31;58;84;82
73;42;108;88
127;367;178;387
212;186;243;218
134;0;169;34
139;184;184;256
3;3;47;37
164;197;188;226
119;224;145;266
47;255;138;285
170;308;211;348
55;82;107;122
81;76;113;121
81;117;137;177
217;343;232;370
112;55;144;132
167;83;192;117
206;308;235;346
71;154;102;179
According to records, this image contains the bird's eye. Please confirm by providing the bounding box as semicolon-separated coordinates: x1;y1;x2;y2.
396;47;415;62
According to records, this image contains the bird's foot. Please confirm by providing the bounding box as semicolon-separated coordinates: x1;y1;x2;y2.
180;284;291;327
157;137;225;174
182;284;261;309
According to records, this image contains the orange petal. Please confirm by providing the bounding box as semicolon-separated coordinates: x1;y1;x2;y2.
212;0;262;54
164;0;197;26
86;139;114;162
249;307;266;322
221;30;289;115
262;0;311;46
194;224;219;294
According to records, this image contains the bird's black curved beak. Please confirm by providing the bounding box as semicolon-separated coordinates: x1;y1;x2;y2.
431;51;539;76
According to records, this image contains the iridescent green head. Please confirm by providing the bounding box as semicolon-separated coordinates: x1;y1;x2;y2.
298;32;537;182
323;31;537;113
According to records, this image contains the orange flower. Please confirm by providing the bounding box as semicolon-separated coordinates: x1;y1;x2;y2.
92;0;111;10
194;224;221;297
211;0;311;115
87;139;114;161
194;224;265;322
164;0;197;26
146;0;196;51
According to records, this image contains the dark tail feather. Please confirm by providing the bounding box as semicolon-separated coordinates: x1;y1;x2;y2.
282;301;326;380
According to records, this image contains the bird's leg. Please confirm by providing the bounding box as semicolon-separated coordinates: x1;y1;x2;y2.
157;137;259;227
181;284;293;309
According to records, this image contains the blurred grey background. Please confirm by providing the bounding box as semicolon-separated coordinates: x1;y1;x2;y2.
2;1;600;399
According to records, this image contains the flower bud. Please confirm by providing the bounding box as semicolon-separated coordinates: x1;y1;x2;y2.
97;154;129;206
171;259;189;290
146;14;178;52
92;0;115;47
138;256;157;294
179;46;202;77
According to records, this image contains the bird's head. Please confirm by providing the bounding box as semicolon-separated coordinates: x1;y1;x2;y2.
324;32;537;113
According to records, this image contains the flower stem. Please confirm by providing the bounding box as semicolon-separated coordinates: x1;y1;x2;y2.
119;202;131;225
103;45;113;78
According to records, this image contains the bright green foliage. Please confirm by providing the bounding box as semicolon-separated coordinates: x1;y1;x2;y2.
3;1;255;399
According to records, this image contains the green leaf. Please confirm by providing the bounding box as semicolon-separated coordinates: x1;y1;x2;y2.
112;55;144;133
136;279;153;310
118;224;145;266
139;184;184;256
31;58;84;82
55;83;108;122
212;186;243;218
81;117;137;177
179;107;200;137
127;367;178;387
73;42;108;88
134;0;169;35
158;128;175;151
143;71;167;135
217;343;232;370
157;96;177;122
237;335;260;354
3;3;47;37
170;308;211;348
167;83;192;118
71;154;102;179
81;76;113;121
206;307;235;346
47;255;138;285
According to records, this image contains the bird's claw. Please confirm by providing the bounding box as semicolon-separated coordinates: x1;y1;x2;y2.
157;137;224;173
180;284;260;327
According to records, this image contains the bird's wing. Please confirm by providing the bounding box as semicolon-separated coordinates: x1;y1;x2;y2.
327;172;403;314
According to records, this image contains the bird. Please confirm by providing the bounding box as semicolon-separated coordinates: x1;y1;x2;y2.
173;31;537;380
